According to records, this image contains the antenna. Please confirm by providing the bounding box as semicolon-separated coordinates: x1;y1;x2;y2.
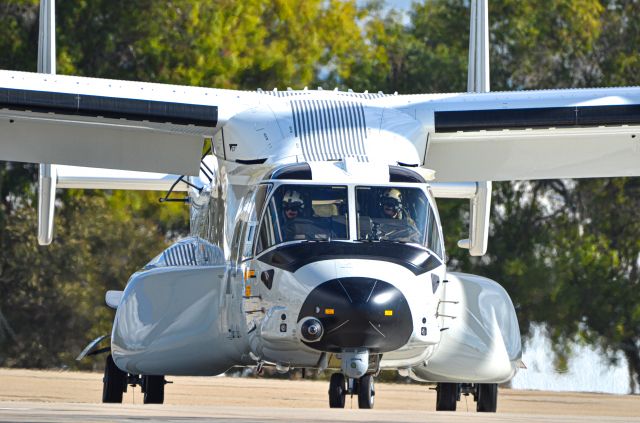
37;0;57;245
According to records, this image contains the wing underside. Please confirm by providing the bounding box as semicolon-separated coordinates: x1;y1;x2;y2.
390;89;640;182
0;70;244;175
428;125;640;181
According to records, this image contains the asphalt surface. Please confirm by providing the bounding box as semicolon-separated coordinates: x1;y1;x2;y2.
0;369;638;422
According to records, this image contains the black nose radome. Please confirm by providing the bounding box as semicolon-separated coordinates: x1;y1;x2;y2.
297;278;412;353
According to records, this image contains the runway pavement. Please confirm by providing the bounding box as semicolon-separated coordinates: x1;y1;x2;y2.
0;402;638;423
0;368;638;422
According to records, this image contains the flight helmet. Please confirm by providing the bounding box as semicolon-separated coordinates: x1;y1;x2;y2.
282;190;305;213
380;188;402;214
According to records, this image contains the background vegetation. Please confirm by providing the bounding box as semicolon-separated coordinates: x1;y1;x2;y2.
0;0;639;393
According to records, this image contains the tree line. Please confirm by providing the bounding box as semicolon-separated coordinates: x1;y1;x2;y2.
0;0;639;393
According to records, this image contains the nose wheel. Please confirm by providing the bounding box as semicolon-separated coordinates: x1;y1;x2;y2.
357;374;375;409
328;373;375;409
328;373;346;408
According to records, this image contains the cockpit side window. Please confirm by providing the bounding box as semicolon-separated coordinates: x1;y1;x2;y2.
426;203;443;257
257;192;283;254
230;192;250;265
230;184;272;263
241;184;271;260
256;184;349;254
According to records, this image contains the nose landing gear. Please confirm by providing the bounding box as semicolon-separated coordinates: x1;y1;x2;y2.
328;373;376;409
328;373;346;408
357;374;375;409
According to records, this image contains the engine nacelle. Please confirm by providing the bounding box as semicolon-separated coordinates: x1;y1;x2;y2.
411;272;522;383
110;265;247;376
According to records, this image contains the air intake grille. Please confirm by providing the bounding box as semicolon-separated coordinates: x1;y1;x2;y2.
291;99;368;162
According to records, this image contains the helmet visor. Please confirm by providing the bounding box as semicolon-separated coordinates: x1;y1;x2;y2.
283;202;303;212
381;197;401;210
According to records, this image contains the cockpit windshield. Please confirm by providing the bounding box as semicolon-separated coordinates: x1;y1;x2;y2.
356;186;436;249
257;184;349;253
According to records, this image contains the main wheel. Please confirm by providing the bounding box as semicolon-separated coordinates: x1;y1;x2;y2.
328;373;346;408
357;374;375;409
143;375;165;404
435;382;458;411
476;383;498;412
102;354;126;403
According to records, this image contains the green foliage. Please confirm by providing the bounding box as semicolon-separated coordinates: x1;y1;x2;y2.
490;0;603;89
54;0;375;90
0;0;39;72
545;179;640;391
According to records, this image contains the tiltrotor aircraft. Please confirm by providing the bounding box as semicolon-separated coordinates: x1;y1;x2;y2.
1;0;640;412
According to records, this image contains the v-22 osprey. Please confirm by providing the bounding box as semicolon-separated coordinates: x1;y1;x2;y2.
1;0;640;413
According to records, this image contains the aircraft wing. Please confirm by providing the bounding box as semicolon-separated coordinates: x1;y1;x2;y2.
387;87;640;182
3;69;640;181
0;70;256;175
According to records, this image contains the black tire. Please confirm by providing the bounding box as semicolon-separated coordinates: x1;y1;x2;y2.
143;375;165;404
328;373;346;408
476;383;498;412
435;382;458;411
357;374;375;409
102;354;126;403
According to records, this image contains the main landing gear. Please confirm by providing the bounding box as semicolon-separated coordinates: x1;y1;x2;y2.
102;354;126;403
328;373;375;409
102;354;167;404
435;382;498;412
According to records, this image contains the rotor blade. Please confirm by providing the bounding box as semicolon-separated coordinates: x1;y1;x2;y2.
467;0;489;93
464;0;491;256
36;0;56;245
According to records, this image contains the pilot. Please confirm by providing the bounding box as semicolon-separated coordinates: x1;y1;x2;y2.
282;190;304;220
282;190;305;240
380;188;404;220
378;188;420;243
